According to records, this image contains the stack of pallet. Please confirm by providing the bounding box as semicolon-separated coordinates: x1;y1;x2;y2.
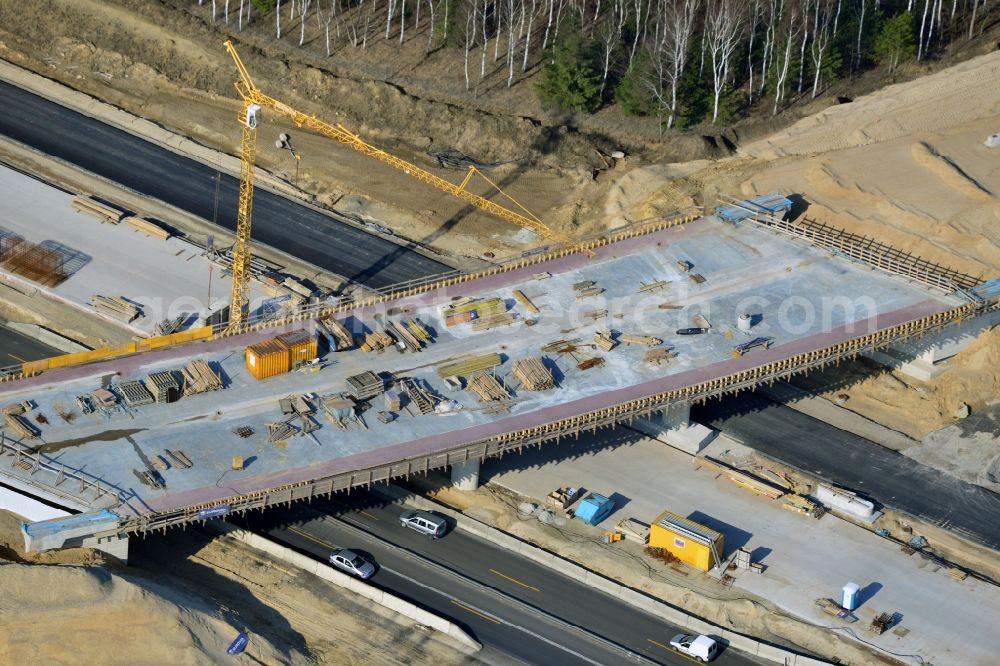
5;413;39;439
115;381;154;408
512;357;554;391
471;312;516;332
389;320;423;352
90;295;143;323
346;371;384;401
123;216;171;240
71;195;124;223
619;334;661;347
360;330;395;352
467;373;510;402
437;353;502;379
181;359;223;394
594;331;617;351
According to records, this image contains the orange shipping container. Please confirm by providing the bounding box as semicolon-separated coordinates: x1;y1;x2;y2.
276;330;317;367
246;338;290;380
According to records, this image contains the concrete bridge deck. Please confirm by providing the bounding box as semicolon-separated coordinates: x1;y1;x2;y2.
0;215;976;539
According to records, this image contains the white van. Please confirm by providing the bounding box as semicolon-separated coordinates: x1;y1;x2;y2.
669;634;719;662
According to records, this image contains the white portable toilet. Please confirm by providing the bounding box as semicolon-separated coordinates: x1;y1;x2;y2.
737;313;752;332
842;582;861;611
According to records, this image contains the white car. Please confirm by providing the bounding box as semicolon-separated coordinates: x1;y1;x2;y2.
669;634;719;662
329;549;377;579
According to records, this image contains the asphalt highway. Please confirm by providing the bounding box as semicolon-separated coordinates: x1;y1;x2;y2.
240;492;760;666
694;393;1000;550
0;80;451;288
0;325;60;366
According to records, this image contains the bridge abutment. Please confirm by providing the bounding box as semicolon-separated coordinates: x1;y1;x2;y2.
631;403;716;455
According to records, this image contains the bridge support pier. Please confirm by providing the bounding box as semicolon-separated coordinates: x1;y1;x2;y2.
632;403;716;455
866;312;999;381
450;458;481;491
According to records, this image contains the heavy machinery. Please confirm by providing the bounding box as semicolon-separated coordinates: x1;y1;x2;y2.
222;40;578;333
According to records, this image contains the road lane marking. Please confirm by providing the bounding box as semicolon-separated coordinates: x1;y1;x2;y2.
359;510;379;521
489;568;540;592
8;354;27;363
647;638;700;663
449;599;501;624
288;526;336;550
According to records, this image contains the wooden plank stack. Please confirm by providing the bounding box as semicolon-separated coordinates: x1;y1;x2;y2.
346;371;384;400
405;319;432;344
360;330;395;352
123;216;171;240
181;359;224;395
90;295;143;322
619;334;661;347
467;373;510;402
512;357;554;391
513;289;540;314
471;312;516;332
267;420;298;443
594;331;617;351
71;195;124;223
437;353;502;378
389;320;423;352
320;318;354;351
5;413;39;439
639;280;668;293
644;348;677;365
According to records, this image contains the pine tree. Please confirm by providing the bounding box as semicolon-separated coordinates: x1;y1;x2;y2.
536;28;602;113
873;11;915;77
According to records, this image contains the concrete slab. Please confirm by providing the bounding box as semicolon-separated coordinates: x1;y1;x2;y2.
0;215;963;522
481;429;1000;666
0;165;271;334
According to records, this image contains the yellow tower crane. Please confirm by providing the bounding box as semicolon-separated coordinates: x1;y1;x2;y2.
222;40;584;334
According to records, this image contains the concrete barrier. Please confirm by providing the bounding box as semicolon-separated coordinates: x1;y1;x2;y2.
5;322;90;353
375;484;832;665
211;523;481;653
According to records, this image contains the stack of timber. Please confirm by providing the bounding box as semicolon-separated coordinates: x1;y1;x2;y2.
153;314;186;336
123;216;171;240
345;371;384;401
90;295;143;322
437;353;502;378
2;401;31;415
71;195;124;223
658;303;683;310
541;339;580;354
5;413;39;439
389;320;423;352
574;286;604;299
619;334;661;347
513;290;540;314
639;280;668;293
317;318;354;351
584;309;608;321
512;357;554;391
115;381;155;408
470;312;516;332
360;330;395;353
694;456;786;499
399;377;437;415
644;349;677;365
165;449;193;469
594;331;617;351
442;298;506;327
467;373;510;402
181;359;223;394
405;319;432;344
689;274;706;284
577;357;604;370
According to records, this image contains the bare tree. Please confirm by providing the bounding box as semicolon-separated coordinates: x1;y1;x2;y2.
523;0;538;70
400;0;408;43
773;3;800;113
277;0;283;38
704;0;744;122
797;0;810;93
809;0;834;96
299;0;312;45
746;0;764;104
387;0;399;39
599;0;630;95
659;0;700;128
464;0;478;88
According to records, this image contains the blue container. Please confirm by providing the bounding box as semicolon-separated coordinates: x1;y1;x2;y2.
841;582;860;611
227;631;249;655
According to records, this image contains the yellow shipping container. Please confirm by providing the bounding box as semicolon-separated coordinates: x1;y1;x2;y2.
648;511;725;572
246;338;290;380
275;330;317;367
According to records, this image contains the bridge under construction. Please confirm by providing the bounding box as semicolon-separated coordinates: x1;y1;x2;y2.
3;203;997;555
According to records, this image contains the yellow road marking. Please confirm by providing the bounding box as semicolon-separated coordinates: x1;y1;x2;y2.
8;354;27;363
647;638;700;663
359;510;379;521
450;599;501;624
489;568;540;592
287;526;336;550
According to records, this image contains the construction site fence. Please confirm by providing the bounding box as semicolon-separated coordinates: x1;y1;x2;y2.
8;327;214;380
116;294;999;536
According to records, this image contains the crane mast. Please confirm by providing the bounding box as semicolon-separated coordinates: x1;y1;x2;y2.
222;40;581;333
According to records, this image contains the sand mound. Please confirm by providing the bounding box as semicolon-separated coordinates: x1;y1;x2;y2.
745;51;1000;159
0;562;289;666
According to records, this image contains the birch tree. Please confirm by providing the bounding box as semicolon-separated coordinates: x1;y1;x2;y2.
598;0;629;95
298;0;312;45
704;0;744;122
809;0;834;96
773;4;800;113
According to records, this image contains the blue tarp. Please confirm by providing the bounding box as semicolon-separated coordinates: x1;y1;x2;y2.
22;508;121;537
575;493;615;525
716;193;793;223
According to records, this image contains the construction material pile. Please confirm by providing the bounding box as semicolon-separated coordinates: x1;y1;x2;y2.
89;295;143;323
512;357;554;391
442;298;506;327
123;216;171;240
0;236;68;287
467;373;510;402
360;330;394;352
71;195;124;223
437;353;502;378
345;371;384;401
181;359;223;395
619;334;661;347
318;318;354;351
